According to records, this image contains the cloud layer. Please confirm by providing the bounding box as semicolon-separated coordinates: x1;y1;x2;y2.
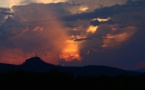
0;0;67;7
0;0;145;70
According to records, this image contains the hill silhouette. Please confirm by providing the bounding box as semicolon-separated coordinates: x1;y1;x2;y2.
20;57;55;72
0;57;145;90
0;56;141;76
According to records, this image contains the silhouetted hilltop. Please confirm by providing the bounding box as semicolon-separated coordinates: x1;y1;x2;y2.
0;57;141;76
20;56;55;72
22;56;53;66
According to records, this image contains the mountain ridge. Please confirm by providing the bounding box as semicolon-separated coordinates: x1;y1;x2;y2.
0;56;141;76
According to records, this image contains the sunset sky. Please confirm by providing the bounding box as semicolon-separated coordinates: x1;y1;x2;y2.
0;0;145;70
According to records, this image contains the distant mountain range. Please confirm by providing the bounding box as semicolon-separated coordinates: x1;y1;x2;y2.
0;57;141;76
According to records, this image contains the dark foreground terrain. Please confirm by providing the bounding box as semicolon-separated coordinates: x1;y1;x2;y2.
0;71;145;90
0;57;145;90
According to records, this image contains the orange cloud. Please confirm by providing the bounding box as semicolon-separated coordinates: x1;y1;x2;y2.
102;26;137;48
60;40;81;62
87;25;98;34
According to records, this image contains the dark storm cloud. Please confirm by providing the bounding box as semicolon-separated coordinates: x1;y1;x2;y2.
0;0;128;13
67;0;127;12
0;8;14;24
60;1;145;70
12;3;71;22
63;0;145;22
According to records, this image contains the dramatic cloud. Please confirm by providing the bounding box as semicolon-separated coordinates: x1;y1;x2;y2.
0;0;129;15
67;0;127;12
21;0;67;4
0;4;69;64
102;26;137;48
12;3;70;22
0;0;145;70
0;8;14;25
60;1;145;69
0;0;67;7
0;0;21;7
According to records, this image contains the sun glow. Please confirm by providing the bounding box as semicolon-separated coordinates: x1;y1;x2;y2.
35;0;67;4
79;6;89;13
0;0;21;8
87;26;98;34
60;40;81;62
97;17;110;22
0;0;67;8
